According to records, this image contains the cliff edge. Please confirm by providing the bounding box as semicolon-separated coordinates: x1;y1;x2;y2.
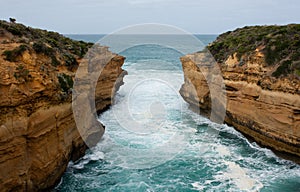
0;20;126;191
180;24;300;161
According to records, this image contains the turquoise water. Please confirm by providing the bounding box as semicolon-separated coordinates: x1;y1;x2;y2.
57;35;300;191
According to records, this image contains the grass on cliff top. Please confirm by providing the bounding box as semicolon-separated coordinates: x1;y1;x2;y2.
0;20;94;58
207;24;300;77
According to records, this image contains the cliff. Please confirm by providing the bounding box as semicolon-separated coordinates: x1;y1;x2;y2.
0;20;126;191
180;24;300;161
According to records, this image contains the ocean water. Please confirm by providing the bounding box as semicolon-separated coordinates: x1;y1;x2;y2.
56;35;300;191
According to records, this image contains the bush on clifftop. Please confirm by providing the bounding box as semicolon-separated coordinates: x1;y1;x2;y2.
0;20;93;59
207;24;300;77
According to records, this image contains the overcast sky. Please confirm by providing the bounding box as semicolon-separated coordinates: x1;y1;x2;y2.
1;0;299;34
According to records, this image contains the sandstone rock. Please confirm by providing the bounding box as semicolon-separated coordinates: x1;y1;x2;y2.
180;51;300;160
0;20;126;191
180;25;300;161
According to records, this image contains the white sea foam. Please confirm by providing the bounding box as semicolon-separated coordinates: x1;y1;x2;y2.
215;145;231;157
72;159;90;169
191;182;205;191
217;160;264;191
86;150;105;161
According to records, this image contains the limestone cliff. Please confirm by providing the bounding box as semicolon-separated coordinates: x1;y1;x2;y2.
180;24;300;160
0;20;126;191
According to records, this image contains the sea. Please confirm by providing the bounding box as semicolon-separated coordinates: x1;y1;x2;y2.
55;34;300;192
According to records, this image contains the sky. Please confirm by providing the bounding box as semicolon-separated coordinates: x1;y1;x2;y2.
0;0;299;34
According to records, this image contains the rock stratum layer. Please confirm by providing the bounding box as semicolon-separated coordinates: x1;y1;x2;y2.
180;24;300;161
0;20;126;191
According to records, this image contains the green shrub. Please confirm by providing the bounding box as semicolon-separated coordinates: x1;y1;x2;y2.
291;51;300;61
33;41;61;66
46;38;59;47
64;53;78;67
58;73;73;92
264;46;278;65
2;50;14;61
272;60;292;77
7;25;22;36
50;55;60;67
2;44;29;62
33;41;53;55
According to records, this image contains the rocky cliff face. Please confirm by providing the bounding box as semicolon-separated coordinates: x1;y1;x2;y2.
0;21;126;191
180;25;300;161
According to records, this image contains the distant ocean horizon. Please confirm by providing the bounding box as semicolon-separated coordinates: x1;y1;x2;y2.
65;34;218;46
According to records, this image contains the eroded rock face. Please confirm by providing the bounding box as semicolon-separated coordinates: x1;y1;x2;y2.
0;21;126;191
180;50;300;160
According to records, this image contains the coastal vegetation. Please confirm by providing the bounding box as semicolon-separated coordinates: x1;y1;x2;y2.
207;24;300;77
58;73;74;93
0;20;93;58
0;19;94;91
